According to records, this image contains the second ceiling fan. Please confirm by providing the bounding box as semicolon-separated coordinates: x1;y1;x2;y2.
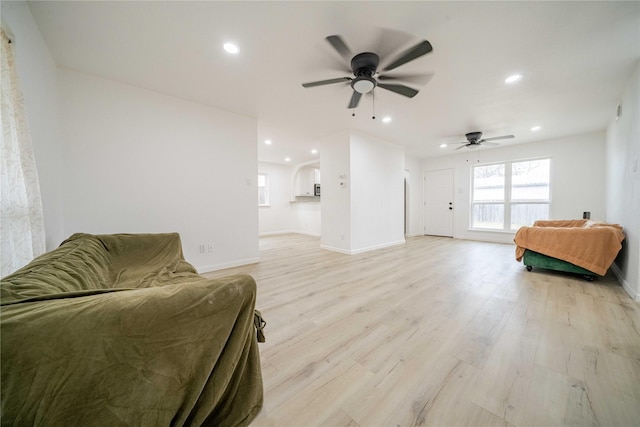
454;132;514;149
302;34;434;110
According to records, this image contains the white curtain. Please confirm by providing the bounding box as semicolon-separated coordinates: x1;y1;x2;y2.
1;29;46;277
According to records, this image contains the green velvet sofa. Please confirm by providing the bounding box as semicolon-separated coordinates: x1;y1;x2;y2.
1;233;263;426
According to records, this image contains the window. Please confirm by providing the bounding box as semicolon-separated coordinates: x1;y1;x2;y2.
258;173;269;206
471;158;550;231
1;30;46;275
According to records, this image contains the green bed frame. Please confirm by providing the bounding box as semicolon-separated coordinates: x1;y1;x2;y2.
523;249;598;281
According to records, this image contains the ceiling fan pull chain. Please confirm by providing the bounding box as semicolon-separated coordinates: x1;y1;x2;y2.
372;89;376;120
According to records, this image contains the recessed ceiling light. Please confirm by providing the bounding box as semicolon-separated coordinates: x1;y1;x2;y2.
439;143;447;148
531;126;541;132
382;116;392;123
223;43;239;54
311;149;318;154
505;74;522;84
284;157;291;162
264;139;272;145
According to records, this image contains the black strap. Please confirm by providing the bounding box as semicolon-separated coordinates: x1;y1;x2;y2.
253;310;266;343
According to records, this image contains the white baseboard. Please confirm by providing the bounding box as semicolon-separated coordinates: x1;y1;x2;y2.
320;244;352;255
610;262;640;301
197;257;260;274
351;239;406;254
295;231;321;237
259;230;297;236
259;230;321;237
321;239;405;255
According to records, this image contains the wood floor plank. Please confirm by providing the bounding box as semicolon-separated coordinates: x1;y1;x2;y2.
472;290;546;425
417;359;510;427
582;346;640;427
534;283;589;381
522;365;599;427
203;234;640;426
447;296;516;368
263;359;372;426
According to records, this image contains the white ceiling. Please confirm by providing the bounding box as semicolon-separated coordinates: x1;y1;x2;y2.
27;1;640;165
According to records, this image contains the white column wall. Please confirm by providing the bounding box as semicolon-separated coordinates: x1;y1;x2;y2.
320;130;351;253
350;131;405;253
404;155;425;237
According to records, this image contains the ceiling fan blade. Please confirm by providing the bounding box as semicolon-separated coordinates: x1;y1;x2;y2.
302;77;351;88
455;144;469;150
382;40;433;72
482;135;514;142
326;35;352;63
377;73;434;86
373;28;415;63
377;83;419;98
348;91;362;109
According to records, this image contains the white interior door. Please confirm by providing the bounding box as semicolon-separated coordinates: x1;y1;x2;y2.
424;169;453;237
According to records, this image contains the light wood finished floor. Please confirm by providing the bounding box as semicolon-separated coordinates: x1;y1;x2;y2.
204;234;640;427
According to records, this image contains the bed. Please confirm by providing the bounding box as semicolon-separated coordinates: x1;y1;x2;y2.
514;219;625;280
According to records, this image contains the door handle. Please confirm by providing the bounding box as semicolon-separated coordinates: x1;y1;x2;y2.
449;207;453;210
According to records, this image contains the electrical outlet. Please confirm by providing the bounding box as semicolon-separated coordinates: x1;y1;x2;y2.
199;244;205;253
208;244;214;252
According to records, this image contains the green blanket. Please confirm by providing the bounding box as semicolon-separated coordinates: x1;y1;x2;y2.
1;233;263;426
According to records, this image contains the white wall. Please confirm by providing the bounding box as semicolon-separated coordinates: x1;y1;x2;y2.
1;1;65;251
290;163;321;236
422;132;606;244
258;161;321;236
404;155;424;237
258;161;296;235
292;202;321;237
321;130;404;254
606;63;640;300
350;131;405;253
320;130;351;252
58;69;259;272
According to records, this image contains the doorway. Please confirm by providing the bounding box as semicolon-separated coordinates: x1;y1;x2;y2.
424;169;454;237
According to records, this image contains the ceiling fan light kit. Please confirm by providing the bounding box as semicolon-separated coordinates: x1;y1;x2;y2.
352;76;376;94
301;32;433;113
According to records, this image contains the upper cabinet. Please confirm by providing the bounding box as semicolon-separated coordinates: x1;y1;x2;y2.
295;165;320;196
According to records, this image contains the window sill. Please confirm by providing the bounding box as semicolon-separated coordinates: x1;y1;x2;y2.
258;204;271;208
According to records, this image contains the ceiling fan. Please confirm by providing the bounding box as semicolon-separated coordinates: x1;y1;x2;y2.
301;34;433;110
454;132;514;149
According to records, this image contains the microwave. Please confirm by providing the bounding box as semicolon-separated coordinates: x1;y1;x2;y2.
314;184;321;196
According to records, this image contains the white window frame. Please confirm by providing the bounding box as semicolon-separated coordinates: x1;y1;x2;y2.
470;157;551;232
258;173;270;207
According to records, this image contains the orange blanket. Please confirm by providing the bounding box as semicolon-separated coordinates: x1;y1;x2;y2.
514;219;625;276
